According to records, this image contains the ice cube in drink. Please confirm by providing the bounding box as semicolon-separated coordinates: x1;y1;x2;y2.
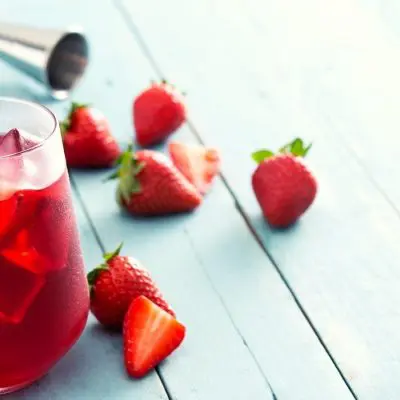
0;256;45;324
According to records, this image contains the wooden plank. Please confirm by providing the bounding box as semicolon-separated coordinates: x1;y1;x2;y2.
115;0;400;398
23;1;356;400
0;1;275;399
5;191;168;400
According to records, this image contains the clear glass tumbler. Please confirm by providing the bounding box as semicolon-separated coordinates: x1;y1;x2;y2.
0;97;89;394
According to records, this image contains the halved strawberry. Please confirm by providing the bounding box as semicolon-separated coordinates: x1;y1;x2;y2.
168;141;220;195
123;296;186;378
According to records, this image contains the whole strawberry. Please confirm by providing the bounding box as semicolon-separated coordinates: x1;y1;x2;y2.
87;243;175;330
61;103;121;168
133;80;186;147
113;146;202;216
251;138;317;228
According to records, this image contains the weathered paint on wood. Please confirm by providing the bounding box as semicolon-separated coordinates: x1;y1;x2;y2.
117;0;400;398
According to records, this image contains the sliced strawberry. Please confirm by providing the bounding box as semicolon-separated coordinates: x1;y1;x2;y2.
168;141;220;195
123;296;186;378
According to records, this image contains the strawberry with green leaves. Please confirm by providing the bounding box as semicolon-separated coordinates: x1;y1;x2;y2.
124;296;186;378
61;103;121;168
168;141;221;195
251;138;317;228
133;80;186;147
87;243;175;330
112;146;202;216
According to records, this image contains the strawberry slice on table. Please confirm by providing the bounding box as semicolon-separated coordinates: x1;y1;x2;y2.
133;80;186;147
87;243;175;330
124;295;186;378
251;138;317;228
168;141;221;195
112;146;202;216
61;103;121;168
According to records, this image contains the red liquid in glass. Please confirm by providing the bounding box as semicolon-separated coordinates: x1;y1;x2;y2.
0;170;89;391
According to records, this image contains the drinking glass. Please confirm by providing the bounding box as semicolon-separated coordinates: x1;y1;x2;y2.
0;97;89;394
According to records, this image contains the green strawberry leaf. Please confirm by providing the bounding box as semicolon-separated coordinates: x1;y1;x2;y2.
114;152;126;167
303;142;312;156
105;145;145;203
279;138;312;157
251;149;275;164
118;148;144;201
104;170;119;181
87;265;109;288
132;161;145;176
70;102;89;113
60;120;69;137
103;242;123;262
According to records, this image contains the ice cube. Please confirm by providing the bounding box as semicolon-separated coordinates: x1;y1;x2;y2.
0;255;45;324
0;128;31;156
1;197;71;274
0;129;25;191
1;229;42;274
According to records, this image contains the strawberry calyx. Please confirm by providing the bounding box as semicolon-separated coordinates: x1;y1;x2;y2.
252;138;312;164
108;145;145;203
60;102;89;137
103;242;123;262
87;242;123;290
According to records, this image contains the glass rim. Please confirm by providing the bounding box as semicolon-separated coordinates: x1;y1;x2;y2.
0;97;58;160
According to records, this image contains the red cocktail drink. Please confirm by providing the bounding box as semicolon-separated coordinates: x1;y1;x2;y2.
0;98;89;394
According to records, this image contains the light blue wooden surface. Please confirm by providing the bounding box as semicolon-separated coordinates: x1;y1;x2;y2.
117;0;400;399
1;0;399;399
